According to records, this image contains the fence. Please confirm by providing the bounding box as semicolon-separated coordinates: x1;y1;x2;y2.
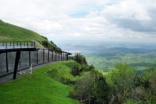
0;41;71;79
0;41;35;49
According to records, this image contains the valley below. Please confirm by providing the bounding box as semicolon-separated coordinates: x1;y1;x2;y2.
85;47;156;72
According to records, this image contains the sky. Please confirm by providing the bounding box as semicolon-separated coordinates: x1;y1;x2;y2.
0;0;156;47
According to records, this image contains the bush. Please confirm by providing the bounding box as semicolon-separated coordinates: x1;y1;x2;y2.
73;54;87;66
41;40;61;51
70;72;94;103
69;61;156;104
65;61;82;76
47;63;75;84
81;65;95;72
106;63;137;104
70;69;110;104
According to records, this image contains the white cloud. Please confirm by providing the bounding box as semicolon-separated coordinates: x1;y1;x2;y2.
0;0;156;44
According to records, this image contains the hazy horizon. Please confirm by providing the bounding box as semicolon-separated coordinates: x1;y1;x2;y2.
53;39;156;54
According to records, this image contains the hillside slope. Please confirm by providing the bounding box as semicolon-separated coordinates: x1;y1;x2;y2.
0;20;60;50
0;62;79;104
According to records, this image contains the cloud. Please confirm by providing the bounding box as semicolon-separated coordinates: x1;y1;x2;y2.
0;0;156;44
101;0;156;33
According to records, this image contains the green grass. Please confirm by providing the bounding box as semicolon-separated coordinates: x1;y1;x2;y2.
0;20;45;41
48;62;75;84
0;62;79;104
0;20;61;49
47;61;81;84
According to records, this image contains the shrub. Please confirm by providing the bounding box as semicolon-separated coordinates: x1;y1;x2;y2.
70;72;94;103
41;40;61;51
106;63;137;103
81;65;95;72
73;54;87;66
47;63;75;84
70;69;110;104
65;61;82;76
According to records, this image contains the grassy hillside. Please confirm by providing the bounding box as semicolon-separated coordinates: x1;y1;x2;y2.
0;20;61;50
0;20;46;41
0;62;79;104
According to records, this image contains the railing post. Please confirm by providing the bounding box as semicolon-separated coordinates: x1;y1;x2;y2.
61;53;63;61
62;52;64;61
34;42;35;48
51;51;53;62
48;49;49;62
43;49;45;64
37;50;38;64
27;41;29;48
10;41;11;47
54;51;56;61
62;53;64;61
13;51;21;79
29;51;31;67
66;54;68;60
20;41;22;48
31;41;33;47
6;52;9;72
56;52;58;61
5;42;7;49
13;41;15;48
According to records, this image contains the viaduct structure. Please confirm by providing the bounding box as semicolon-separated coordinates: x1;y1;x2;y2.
0;41;71;80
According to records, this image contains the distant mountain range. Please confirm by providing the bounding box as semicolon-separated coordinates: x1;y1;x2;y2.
56;40;156;54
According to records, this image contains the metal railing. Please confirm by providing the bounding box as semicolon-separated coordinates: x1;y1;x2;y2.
0;41;71;79
0;41;35;49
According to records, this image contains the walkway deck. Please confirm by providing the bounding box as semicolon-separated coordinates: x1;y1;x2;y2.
0;41;71;81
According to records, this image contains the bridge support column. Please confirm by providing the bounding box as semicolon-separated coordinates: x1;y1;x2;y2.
13;51;21;79
29;51;31;67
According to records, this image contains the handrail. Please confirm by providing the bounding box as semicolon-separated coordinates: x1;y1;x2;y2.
0;41;71;55
0;41;36;49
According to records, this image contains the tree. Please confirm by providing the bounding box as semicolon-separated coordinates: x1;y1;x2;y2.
74;54;87;66
70;69;110;104
92;70;110;104
107;63;137;104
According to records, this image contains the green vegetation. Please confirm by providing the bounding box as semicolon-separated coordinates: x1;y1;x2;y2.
0;20;44;41
0;54;155;104
0;21;155;104
70;62;156;104
85;52;156;72
73;54;87;66
69;54;156;104
47;61;79;84
0;63;79;104
0;20;61;50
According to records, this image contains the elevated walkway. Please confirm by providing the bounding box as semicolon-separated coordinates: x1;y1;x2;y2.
0;41;71;80
0;41;36;53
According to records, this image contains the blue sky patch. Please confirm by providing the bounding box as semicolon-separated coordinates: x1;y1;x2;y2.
69;11;89;18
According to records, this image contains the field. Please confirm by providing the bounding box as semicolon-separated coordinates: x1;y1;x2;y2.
0;62;78;104
85;48;156;72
